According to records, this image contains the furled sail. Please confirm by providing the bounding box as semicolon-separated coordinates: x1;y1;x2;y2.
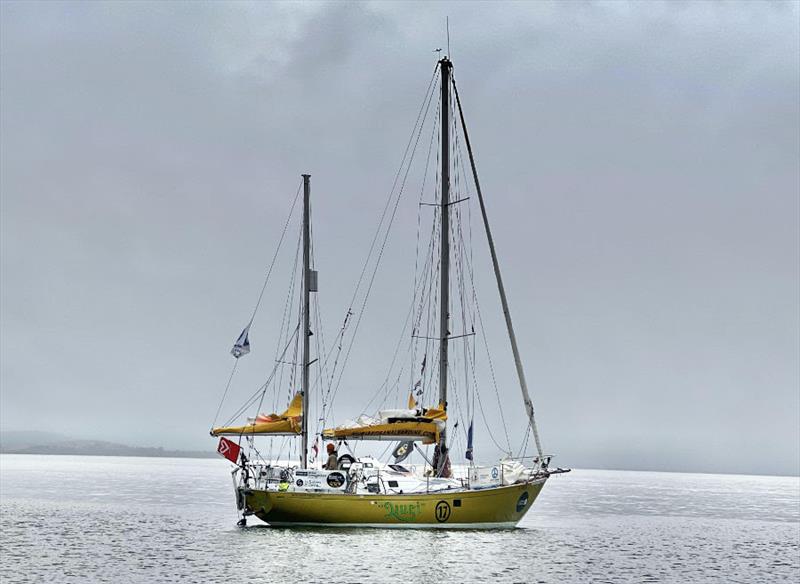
322;404;447;445
211;393;303;436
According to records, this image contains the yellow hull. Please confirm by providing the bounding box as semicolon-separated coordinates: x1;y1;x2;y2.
242;479;546;528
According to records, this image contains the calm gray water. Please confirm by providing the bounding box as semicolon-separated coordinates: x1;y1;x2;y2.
0;454;798;583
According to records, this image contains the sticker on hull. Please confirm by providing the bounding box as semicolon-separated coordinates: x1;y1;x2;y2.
435;500;452;522
516;491;529;512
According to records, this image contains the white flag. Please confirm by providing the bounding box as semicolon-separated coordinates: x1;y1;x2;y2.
231;323;251;358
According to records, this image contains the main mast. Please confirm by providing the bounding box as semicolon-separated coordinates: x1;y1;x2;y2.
301;173;311;469
437;57;452;476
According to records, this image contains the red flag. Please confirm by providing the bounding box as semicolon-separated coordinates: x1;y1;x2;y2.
217;437;241;464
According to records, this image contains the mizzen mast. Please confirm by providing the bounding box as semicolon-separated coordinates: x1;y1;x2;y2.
436;57;452;477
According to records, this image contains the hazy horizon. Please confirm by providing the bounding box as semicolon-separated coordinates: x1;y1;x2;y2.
1;1;798;477
3;430;800;478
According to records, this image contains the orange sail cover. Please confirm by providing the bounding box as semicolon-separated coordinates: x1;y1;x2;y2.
211;393;302;436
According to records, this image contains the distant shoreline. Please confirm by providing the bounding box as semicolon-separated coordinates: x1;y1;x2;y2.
0;447;217;459
0;431;218;459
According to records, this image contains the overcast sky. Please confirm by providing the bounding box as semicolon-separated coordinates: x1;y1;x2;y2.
1;1;798;476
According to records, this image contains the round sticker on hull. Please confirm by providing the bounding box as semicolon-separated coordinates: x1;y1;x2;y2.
435;500;452;522
326;472;346;488
516;491;529;513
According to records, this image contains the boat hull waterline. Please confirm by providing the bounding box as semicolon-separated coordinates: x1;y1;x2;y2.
241;479;546;529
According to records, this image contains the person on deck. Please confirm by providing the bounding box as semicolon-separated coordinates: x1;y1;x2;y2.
431;444;452;478
324;443;338;470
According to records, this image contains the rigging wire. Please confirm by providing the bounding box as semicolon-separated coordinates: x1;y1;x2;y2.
211;180;303;428
452;73;544;458
324;63;441;424
220;323;300;428
343;64;440;315
215;62;541;469
211;359;239;429
274;225;303;411
518;424;532;459
448;80;513;454
461;223;513;454
247;180;303;327
362;93;444;416
308;65;442;431
308;205;336;445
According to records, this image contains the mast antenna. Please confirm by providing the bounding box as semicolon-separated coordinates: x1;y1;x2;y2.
446;17;451;58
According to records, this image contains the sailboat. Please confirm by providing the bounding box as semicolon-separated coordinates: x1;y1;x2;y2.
210;56;569;528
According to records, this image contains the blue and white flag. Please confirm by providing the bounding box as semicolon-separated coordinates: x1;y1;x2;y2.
230;323;251;358
465;420;474;461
